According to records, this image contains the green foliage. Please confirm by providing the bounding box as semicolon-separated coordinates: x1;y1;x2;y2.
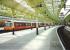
0;0;63;23
65;14;70;22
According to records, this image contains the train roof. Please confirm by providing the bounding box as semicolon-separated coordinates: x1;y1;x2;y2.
0;16;43;23
10;20;42;23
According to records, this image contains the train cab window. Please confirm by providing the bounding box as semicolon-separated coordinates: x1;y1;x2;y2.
5;22;12;27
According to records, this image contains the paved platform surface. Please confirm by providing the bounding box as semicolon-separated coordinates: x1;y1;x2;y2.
0;26;63;50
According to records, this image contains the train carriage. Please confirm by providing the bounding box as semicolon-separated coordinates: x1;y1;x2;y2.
4;20;36;31
3;20;47;31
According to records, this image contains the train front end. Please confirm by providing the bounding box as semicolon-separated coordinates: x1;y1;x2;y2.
4;21;14;31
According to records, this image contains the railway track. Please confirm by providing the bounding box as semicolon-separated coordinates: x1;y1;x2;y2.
57;26;70;50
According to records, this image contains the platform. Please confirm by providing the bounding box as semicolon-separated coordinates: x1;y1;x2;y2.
0;26;63;50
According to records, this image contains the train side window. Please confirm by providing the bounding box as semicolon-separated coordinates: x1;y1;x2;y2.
23;23;26;26
26;23;28;26
26;23;31;26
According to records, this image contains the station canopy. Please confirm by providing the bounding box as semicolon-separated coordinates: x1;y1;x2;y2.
0;0;65;24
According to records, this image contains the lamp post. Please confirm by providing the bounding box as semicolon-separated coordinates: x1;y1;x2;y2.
11;9;16;35
35;3;43;35
44;22;46;30
36;19;39;35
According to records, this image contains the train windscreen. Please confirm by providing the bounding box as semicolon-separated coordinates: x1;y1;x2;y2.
5;22;12;27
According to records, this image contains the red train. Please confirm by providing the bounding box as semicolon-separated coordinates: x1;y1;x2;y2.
4;20;45;31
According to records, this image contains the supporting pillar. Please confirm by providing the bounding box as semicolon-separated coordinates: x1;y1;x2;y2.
48;24;50;28
12;28;15;35
31;23;33;30
36;22;39;35
36;27;38;35
44;23;46;30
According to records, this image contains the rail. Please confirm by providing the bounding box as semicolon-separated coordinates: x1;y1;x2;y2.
57;26;70;50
